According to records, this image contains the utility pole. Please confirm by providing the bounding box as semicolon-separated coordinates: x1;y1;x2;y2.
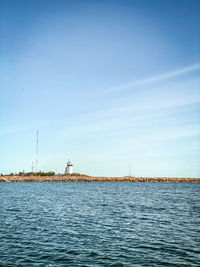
132;162;135;177
129;162;131;177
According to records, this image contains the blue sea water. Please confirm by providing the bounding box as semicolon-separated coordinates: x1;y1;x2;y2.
0;182;200;266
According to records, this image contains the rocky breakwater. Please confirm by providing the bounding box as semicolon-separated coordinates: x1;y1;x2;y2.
0;175;200;183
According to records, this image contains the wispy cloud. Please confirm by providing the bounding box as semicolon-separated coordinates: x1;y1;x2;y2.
102;63;200;93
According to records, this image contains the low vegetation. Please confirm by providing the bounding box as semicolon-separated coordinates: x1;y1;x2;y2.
1;171;56;177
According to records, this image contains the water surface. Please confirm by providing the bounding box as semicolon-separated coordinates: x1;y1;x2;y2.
0;182;199;266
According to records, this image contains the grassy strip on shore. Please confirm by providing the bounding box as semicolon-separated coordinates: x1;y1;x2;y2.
0;176;200;183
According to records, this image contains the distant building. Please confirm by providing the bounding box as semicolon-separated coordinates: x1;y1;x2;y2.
65;160;73;175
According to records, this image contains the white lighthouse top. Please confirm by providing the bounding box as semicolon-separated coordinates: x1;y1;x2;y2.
67;160;73;166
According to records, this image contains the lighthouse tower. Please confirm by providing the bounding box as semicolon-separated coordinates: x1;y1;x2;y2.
65;160;73;175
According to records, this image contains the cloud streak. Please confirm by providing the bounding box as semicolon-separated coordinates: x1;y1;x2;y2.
103;63;200;93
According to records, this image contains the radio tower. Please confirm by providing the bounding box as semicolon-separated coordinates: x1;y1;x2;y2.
36;130;39;171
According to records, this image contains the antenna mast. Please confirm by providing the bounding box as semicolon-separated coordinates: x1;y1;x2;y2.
36;130;39;170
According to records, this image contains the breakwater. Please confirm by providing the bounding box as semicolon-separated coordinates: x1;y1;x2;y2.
0;175;200;183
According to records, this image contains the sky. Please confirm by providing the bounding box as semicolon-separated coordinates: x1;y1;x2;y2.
0;0;200;177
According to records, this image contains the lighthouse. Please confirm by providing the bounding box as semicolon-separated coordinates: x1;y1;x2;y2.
65;160;73;175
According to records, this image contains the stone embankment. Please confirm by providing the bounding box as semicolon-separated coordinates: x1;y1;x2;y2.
0;176;200;183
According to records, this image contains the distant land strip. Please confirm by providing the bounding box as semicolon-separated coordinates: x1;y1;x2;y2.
0;176;200;183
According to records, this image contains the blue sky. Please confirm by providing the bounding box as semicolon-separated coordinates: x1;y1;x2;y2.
0;0;200;177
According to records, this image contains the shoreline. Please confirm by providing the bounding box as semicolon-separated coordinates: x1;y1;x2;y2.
0;176;200;183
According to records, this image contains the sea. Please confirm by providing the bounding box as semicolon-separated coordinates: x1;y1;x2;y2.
0;182;199;266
